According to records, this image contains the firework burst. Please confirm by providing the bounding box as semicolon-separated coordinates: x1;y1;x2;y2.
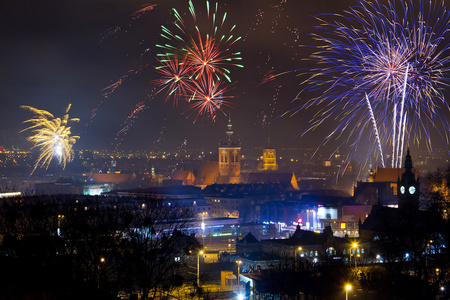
186;75;232;122
155;0;242;120
296;0;450;171
154;55;194;106
21;104;80;174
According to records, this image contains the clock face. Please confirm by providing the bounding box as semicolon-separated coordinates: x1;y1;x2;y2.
400;186;405;194
409;186;416;194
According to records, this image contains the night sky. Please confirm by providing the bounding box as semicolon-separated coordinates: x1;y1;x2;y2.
1;0;435;161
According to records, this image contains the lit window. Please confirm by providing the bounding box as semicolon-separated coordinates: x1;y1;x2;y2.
340;223;346;229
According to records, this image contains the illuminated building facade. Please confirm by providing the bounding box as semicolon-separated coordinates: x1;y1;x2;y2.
258;147;278;171
218;117;241;184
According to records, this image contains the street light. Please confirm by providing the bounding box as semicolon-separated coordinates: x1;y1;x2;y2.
345;284;352;300
295;246;302;271
197;250;203;287
98;257;105;290
350;243;358;267
236;260;242;289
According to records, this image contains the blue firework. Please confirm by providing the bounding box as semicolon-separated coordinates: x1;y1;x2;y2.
295;0;450;170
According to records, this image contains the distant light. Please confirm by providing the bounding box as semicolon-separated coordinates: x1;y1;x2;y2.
237;294;244;300
0;192;21;198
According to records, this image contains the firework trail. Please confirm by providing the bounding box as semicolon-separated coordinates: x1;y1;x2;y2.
87;64;151;127
100;4;158;42
132;4;158;18
365;93;384;167
21;104;80;174
113;101;147;152
395;64;410;167
102;64;150;99
296;0;450;170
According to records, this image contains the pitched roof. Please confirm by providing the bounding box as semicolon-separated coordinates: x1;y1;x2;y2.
373;167;419;182
172;170;195;185
194;161;219;187
246;172;299;190
90;172;132;184
237;232;260;245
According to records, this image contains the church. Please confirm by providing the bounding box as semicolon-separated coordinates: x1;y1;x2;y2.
194;117;243;188
359;149;424;243
353;149;420;206
192;117;298;192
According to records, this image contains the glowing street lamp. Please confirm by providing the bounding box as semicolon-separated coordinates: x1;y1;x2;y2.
295;246;302;271
197;250;203;287
98;257;105;290
345;284;352;300
350;243;358;267
236;260;242;289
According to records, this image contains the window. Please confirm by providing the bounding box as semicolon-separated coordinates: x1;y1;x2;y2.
326;247;336;256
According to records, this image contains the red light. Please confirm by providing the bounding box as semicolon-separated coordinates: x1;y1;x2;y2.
297;218;302;223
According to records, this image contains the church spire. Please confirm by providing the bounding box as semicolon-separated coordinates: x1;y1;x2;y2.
404;148;413;171
226;114;233;143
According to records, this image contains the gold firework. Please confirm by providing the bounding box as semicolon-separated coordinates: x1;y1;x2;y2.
21;104;80;174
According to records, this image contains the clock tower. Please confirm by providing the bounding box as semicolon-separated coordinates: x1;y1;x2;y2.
397;149;420;210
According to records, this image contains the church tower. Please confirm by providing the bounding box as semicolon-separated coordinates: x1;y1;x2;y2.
218;116;241;184
258;134;278;171
262;148;278;171
397;149;420;210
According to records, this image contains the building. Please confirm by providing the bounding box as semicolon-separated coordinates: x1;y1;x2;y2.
218;116;242;184
194;161;219;189
235;225;351;269
171;170;196;186
33;177;115;196
359;150;431;262
397;149;420;210
246;172;299;190
353;153;420;206
203;183;287;222
257;140;278;171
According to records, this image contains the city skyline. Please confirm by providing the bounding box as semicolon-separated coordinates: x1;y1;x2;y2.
2;0;449;166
